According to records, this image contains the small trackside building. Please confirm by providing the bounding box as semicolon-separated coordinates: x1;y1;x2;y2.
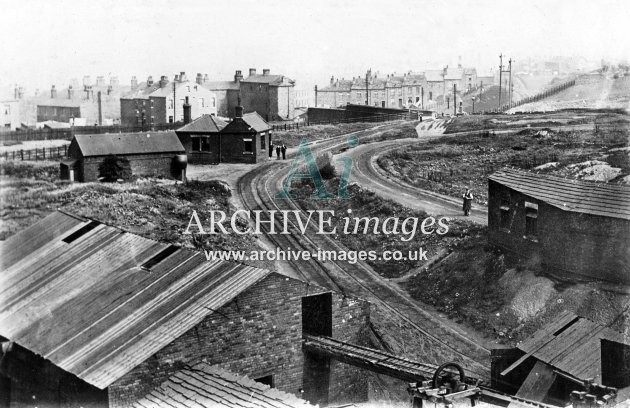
175;114;228;164
217;106;272;164
488;169;630;284
62;132;186;182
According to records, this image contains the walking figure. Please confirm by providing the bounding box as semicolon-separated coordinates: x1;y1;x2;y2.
462;188;473;216
281;144;286;160
269;142;274;159
276;145;281;160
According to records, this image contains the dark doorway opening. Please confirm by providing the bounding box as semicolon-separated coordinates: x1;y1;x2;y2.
601;339;630;388
302;293;332;337
254;375;274;388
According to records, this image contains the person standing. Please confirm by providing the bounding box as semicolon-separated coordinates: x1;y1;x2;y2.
276;145;281;160
281;144;287;160
462;188;473;216
269;142;274;159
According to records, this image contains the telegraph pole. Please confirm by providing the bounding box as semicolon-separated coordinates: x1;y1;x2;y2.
453;84;457;116
365;69;369;105
421;87;424;109
498;54;503;111
314;85;318;107
172;80;176;122
508;58;513;109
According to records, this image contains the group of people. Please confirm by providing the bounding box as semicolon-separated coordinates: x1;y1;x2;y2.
269;143;287;160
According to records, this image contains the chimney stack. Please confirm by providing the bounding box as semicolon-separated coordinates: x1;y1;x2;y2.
110;76;119;87
262;69;270;75
330;76;334;85
196;73;203;85
234;70;243;82
159;75;169;88
235;96;243;118
147;76;154;87
249;68;256;76
174;74;180;82
183;96;191;124
131;76;138;90
203;73;209;83
179;71;187;82
96;76;105;87
50;85;57;99
97;91;102;126
68;85;74;99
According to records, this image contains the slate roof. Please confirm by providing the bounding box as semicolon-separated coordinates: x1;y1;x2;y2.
241;112;271;132
489;169;630;220
243;74;295;87
203;81;241;91
133;362;315;408
71;132;185;157
0;211;272;389
176;114;228;133
501;310;630;382
425;70;445;82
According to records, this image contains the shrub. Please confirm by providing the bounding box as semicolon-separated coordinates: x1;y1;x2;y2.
98;155;132;182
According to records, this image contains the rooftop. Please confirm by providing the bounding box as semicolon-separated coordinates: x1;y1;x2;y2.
242;74;295;87
72;131;185;157
0;211;272;389
241;111;271;132
176;114;227;133
501;310;630;382
489;169;630;220
133;362;315;408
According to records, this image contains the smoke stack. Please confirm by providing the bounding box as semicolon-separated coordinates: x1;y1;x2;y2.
196;73;203;85
263;69;270;76
183;96;191;124
249;68;256;76
159;75;169;88
234;70;243;83
131;76;138;91
147;76;154;87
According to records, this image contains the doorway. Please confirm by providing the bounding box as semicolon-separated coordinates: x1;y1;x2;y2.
302;293;332;337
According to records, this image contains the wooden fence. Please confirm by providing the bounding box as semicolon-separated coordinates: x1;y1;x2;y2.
0;122;184;143
272;112;412;131
1;145;69;161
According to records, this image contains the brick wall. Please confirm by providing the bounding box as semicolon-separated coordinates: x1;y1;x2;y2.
80;153;181;182
108;273;369;408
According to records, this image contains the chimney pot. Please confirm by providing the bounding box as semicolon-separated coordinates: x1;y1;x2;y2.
249;68;256;76
147;76;154;87
235;70;243;83
263;69;270;75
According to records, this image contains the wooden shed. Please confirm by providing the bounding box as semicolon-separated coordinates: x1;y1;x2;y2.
488;169;630;284
62;132;186;182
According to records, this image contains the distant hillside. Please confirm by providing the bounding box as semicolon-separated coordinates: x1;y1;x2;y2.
508;74;630;112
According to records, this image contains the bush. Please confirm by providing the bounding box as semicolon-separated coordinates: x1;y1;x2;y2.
98;155;132;182
316;152;336;180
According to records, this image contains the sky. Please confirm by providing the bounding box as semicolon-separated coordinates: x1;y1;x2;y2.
1;0;629;96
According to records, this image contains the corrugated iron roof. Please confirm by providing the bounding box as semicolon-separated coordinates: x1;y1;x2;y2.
489;169;630;220
0;211;271;389
503;310;629;382
133;362;315;408
72;132;185;157
177;114;227;133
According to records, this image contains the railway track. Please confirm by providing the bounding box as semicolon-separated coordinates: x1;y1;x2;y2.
235;123;491;379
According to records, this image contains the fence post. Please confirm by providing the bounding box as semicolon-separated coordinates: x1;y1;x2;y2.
43;148;46;160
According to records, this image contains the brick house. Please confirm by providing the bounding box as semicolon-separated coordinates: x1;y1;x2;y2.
202;70;242;118
488;169;630;283
61;132;186;182
0;211;371;408
120;73;217;126
217;106;272;164
239;69;296;121
175;114;228;164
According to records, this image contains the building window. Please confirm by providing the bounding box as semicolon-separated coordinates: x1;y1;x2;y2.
192;137;210;152
500;199;511;230
429;92;433;100
260;133;266;149
243;138;253;154
524;201;538;240
254;375;274;388
168;99;174;109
